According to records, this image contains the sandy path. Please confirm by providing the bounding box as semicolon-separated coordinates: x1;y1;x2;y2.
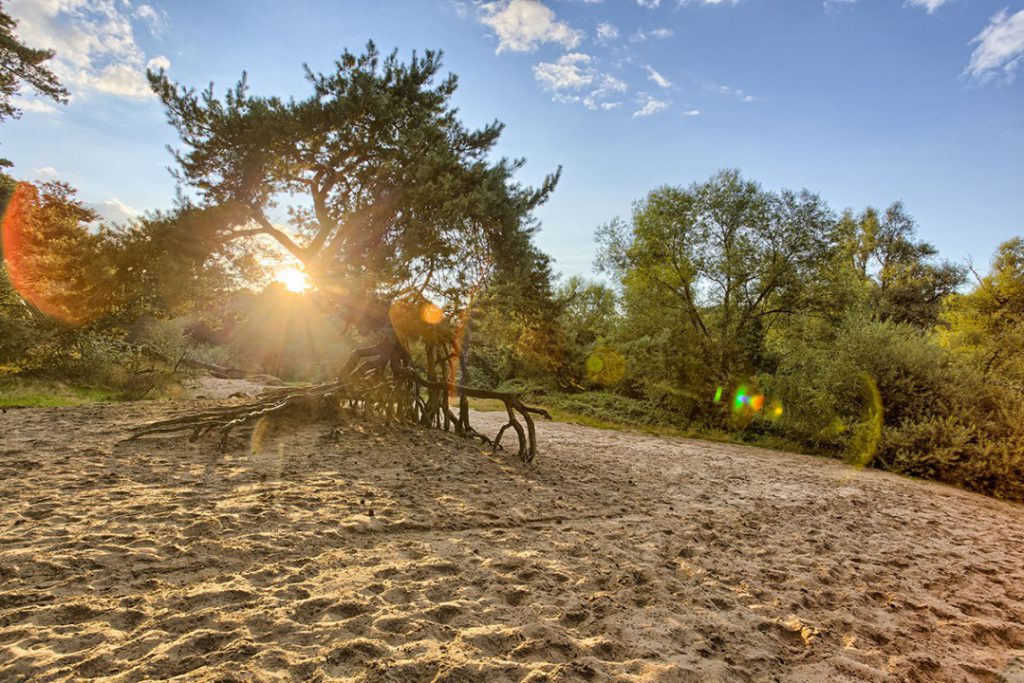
0;402;1022;682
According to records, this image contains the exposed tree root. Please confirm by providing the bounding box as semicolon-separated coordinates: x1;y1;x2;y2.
128;343;550;462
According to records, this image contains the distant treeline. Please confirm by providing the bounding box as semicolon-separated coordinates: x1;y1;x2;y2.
464;170;1024;502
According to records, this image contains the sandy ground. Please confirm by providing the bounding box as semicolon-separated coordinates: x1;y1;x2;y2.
1;399;1023;682
182;376;284;400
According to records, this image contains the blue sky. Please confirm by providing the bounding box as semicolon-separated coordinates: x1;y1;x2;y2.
4;0;1023;277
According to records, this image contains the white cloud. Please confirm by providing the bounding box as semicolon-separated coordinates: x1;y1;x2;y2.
133;3;168;35
630;27;674;42
637;0;661;7
583;73;627;110
146;55;171;71
14;98;59;114
682;109;701;116
645;65;672;88
32;166;60;180
706;82;758;101
91;62;153;97
678;0;740;5
87;197;139;224
966;9;1024;84
633;93;669;117
534;53;595;92
596;21;619;43
534;55;626;110
905;0;950;12
829;0;949;10
6;0;169;101
478;0;583;53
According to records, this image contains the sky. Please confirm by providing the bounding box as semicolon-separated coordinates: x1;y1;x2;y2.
3;0;1024;278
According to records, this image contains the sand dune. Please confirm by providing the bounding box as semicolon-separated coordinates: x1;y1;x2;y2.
1;401;1023;681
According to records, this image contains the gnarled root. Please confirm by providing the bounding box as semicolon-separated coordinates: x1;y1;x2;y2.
127;344;550;462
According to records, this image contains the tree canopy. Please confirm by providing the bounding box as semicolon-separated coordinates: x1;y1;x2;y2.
597;169;836;386
149;42;559;328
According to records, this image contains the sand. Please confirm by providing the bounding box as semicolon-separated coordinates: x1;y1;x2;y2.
1;399;1023;682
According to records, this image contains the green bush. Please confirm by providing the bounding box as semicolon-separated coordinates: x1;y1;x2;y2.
761;314;976;449
882;404;1024;501
544;391;686;428
759;313;1024;500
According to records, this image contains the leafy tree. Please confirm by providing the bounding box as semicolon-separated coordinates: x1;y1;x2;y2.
1;180;108;325
0;2;69;164
105;203;267;324
149;43;557;324
558;276;617;352
837;202;964;327
940;237;1024;387
142;43;560;459
468;241;569;386
597;169;836;392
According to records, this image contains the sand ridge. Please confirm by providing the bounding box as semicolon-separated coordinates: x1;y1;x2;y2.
1;402;1023;681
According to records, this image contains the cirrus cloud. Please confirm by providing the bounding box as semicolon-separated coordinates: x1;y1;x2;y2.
966;9;1024;84
633;93;669;117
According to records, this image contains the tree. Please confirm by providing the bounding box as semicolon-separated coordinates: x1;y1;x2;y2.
105;203;267;324
0;2;69;164
554;276;617;386
838;202;964;328
138;43;559;459
597;169;836;395
467;241;570;387
558;276;617;352
1;180;107;326
941;237;1024;388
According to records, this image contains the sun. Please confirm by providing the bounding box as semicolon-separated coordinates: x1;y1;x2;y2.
274;266;310;293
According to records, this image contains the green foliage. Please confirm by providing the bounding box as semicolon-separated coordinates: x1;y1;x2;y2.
940;237;1024;390
760;311;1024;500
150;42;559;319
580;168;1021;501
0;174;239;397
463;243;571;388
596;169;837;392
545;391;686;429
215;286;356;381
837;203;965;327
762;315;971;447
0;377;121;407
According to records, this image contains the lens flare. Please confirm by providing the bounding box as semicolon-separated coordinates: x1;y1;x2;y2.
733;386;749;412
848;373;883;469
585;346;626;386
420;302;444;325
750;394;765;412
1;182;94;325
713;386;723;402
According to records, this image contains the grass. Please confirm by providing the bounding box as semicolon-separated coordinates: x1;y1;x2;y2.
457;391;812;454
0;377;122;407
